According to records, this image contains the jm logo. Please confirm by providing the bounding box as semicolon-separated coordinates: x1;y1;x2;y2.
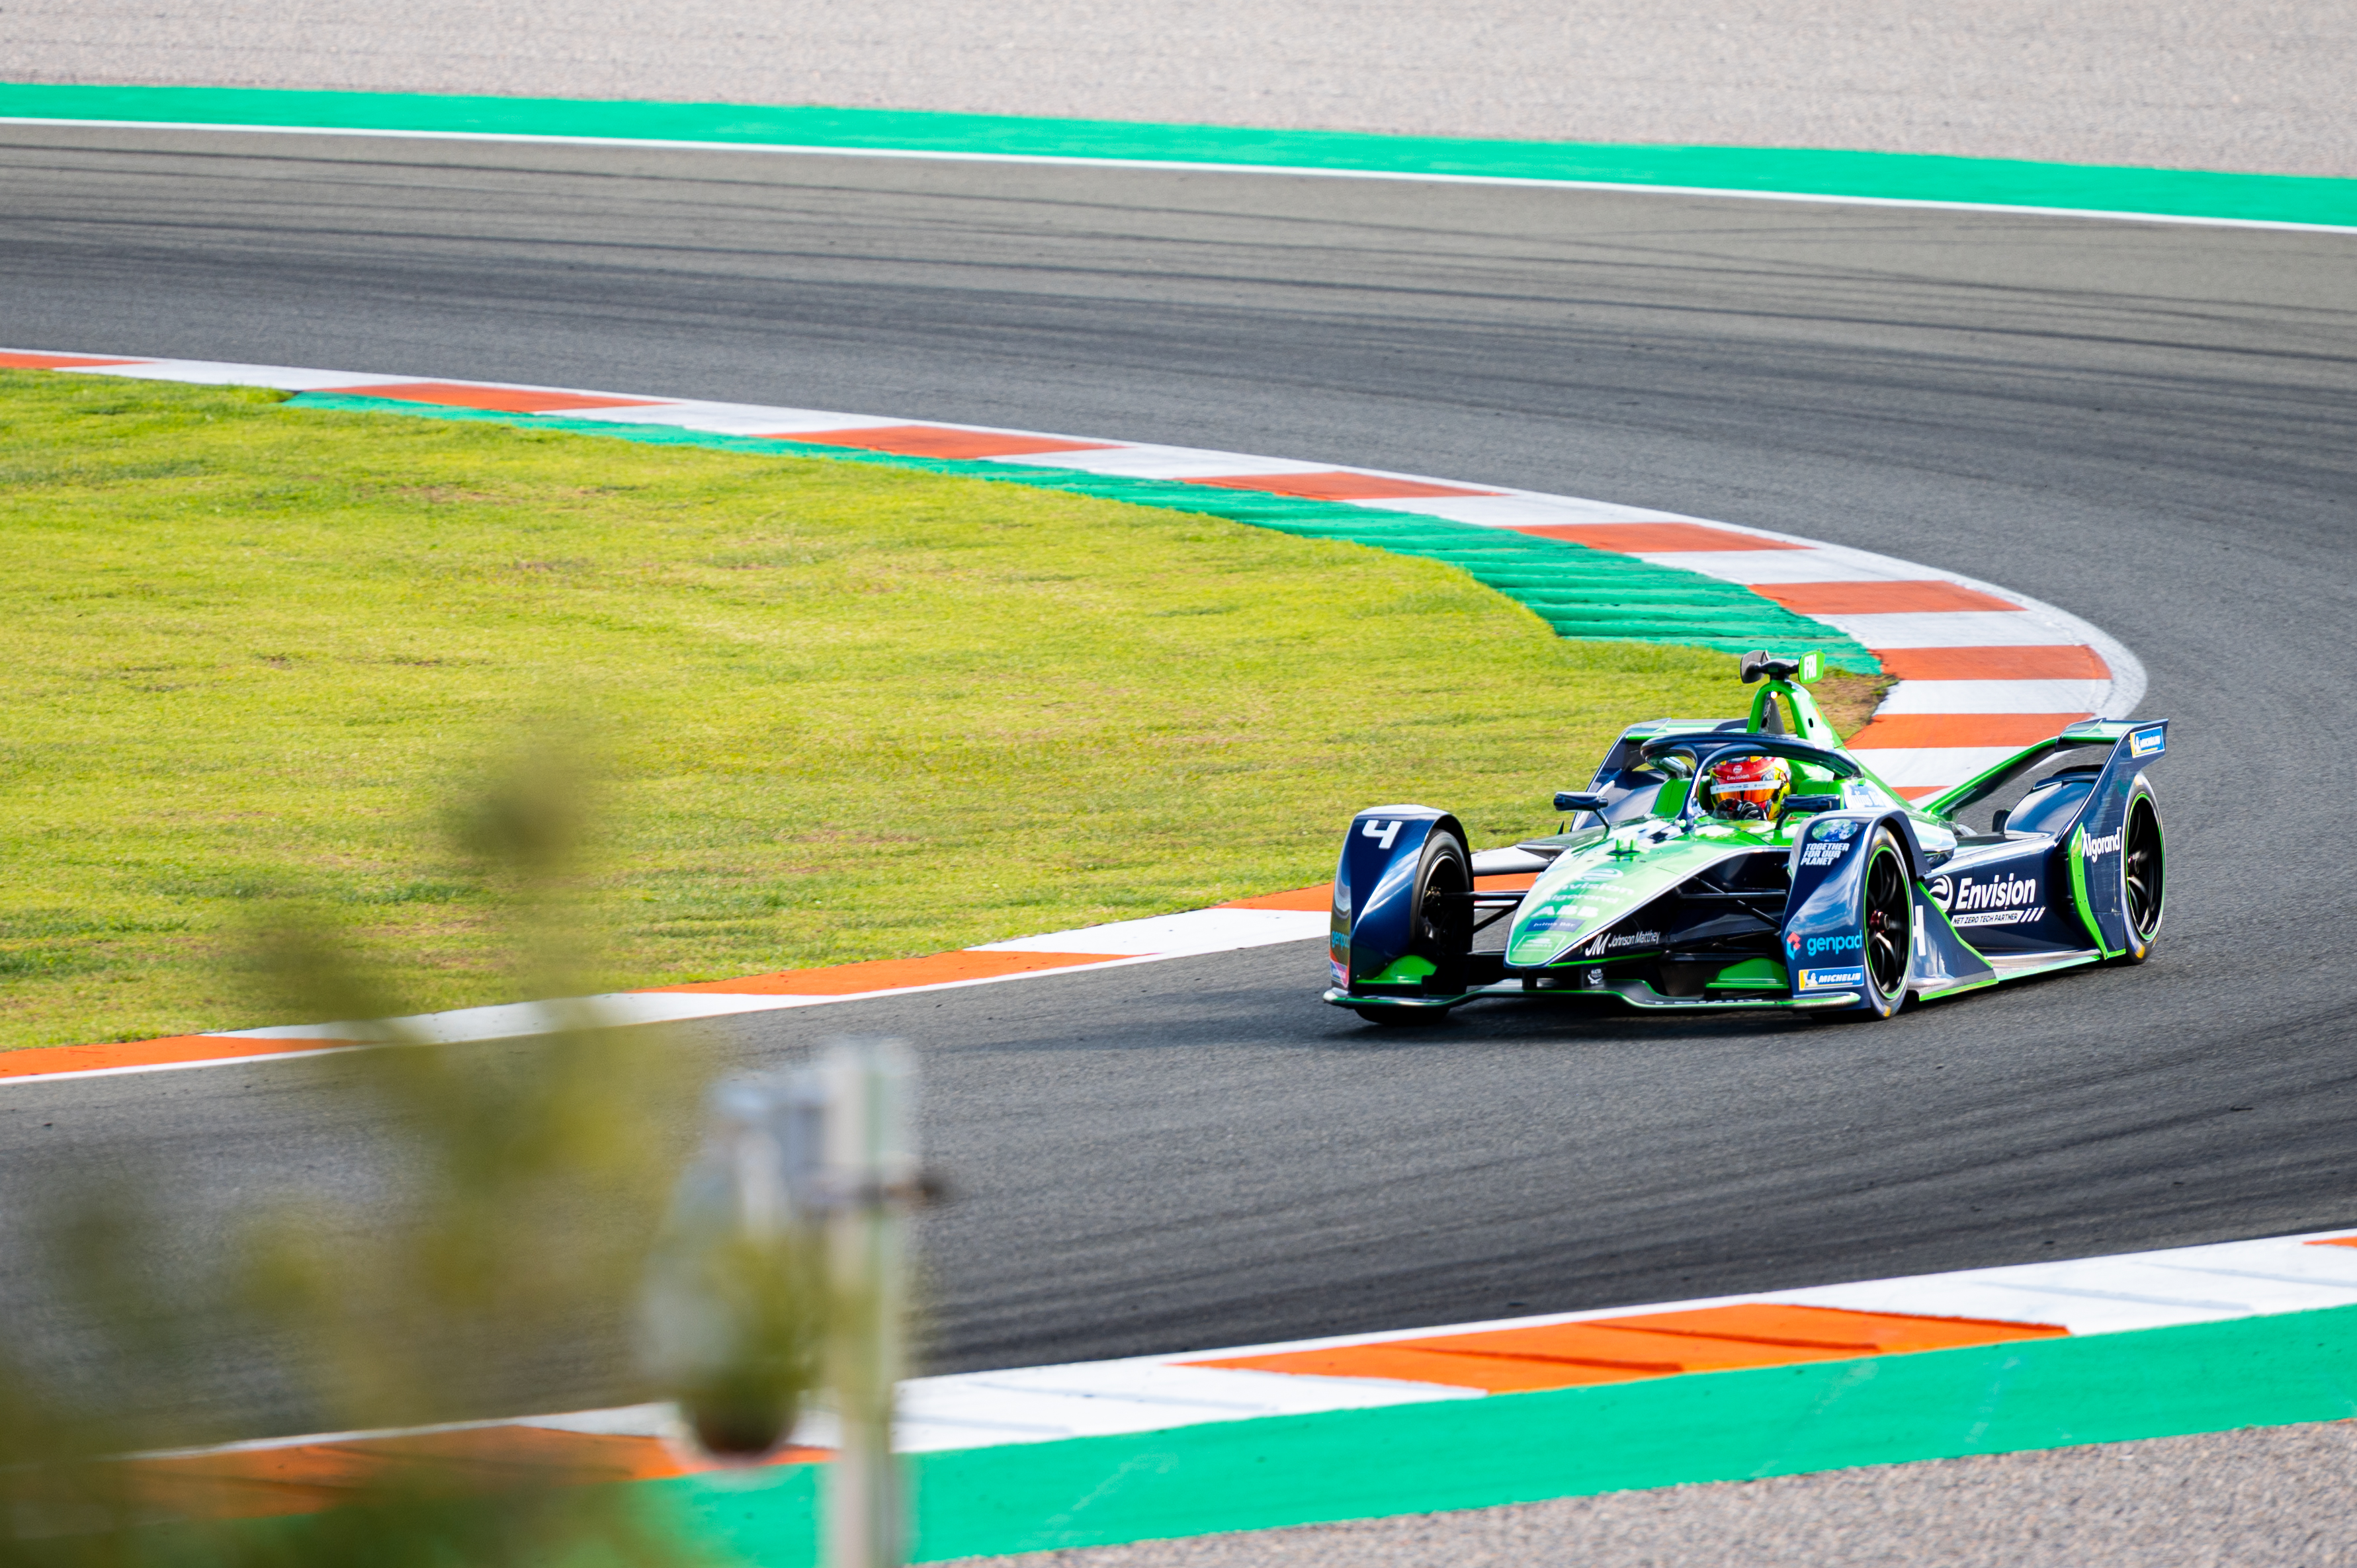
1361;819;1404;850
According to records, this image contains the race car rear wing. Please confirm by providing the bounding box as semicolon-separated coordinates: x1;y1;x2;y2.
1918;719;2164;825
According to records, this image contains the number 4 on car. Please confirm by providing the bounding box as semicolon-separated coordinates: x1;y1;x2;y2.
1326;651;2166;1024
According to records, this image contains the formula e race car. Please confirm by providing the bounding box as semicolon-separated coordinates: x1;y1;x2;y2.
1326;651;2166;1023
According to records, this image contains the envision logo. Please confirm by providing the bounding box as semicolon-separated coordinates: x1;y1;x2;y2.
1953;874;2037;912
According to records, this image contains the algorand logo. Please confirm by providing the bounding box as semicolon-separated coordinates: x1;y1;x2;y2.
2082;831;2121;858
1803;931;1864;958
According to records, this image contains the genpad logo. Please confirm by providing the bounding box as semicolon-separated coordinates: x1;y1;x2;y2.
1804;931;1864;958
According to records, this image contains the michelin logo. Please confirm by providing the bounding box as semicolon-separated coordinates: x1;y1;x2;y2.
2130;727;2165;759
1799;966;1865;991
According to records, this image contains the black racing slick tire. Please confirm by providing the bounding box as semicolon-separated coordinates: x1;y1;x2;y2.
1352;829;1471;1026
2113;787;2166;964
1856;827;1912;1020
1407;827;1473;981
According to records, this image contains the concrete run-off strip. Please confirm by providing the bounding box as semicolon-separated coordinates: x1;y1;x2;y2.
4;1;2354;179
0;350;2141;1083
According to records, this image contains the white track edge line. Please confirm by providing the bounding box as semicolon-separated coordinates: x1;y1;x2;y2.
5;117;2352;236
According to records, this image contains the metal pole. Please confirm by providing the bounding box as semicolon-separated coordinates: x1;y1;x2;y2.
821;1037;914;1568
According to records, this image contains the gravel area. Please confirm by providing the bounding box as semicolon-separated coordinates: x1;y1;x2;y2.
3;0;2352;176
949;1420;2357;1568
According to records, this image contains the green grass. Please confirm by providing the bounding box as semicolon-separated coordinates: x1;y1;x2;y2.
0;370;1745;1048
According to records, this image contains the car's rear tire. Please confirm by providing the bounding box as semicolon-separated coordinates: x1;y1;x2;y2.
2114;788;2165;964
1856;828;1912;1019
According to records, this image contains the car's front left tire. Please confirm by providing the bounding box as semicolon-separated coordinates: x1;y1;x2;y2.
1856;827;1912;1020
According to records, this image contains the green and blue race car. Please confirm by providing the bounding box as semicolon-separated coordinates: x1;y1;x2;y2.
1326;652;2166;1024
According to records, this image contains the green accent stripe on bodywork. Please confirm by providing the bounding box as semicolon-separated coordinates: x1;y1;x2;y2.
5;84;2356;231
282;392;1877;668
2067;825;2118;957
632;1301;2357;1564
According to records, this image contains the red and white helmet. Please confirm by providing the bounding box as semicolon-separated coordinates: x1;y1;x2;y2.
1703;754;1791;821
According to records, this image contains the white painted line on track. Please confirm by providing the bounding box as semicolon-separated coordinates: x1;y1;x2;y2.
7;118;2353;235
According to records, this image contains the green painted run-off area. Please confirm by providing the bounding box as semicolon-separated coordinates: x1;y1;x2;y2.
291;393;1876;670
5;83;2356;229
642;1302;2357;1563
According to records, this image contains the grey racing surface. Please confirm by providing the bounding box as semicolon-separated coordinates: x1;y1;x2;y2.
3;126;2354;1433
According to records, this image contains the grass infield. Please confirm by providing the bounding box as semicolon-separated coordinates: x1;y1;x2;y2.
0;370;1815;1049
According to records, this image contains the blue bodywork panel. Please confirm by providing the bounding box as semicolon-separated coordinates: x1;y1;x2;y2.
1333;806;1461;991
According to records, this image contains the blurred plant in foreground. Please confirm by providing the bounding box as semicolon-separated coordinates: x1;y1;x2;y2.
0;735;726;1567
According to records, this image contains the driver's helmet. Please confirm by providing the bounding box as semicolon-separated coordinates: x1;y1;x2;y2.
1703;753;1792;821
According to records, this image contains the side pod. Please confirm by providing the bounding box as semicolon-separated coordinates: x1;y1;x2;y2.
1332;805;1463;994
1907;891;1998;999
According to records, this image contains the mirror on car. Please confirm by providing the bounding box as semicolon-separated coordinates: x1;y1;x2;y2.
1553;791;1608;813
1779;794;1842;819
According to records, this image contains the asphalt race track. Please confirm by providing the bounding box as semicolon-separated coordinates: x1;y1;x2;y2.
3;125;2355;1435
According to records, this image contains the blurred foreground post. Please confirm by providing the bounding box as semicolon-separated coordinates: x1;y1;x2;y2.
822;1038;916;1568
645;1038;918;1567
